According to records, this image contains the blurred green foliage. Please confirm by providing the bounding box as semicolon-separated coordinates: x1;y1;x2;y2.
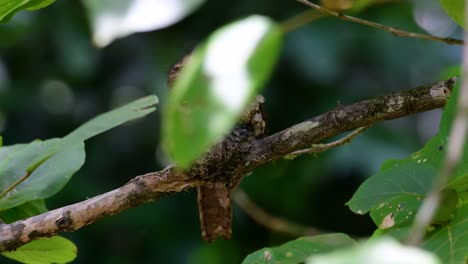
0;0;462;263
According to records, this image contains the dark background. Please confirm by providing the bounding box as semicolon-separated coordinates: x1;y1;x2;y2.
0;0;462;263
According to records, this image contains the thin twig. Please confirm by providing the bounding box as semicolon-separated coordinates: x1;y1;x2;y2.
281;10;324;33
296;0;464;46
407;6;468;246
233;189;325;236
284;126;368;159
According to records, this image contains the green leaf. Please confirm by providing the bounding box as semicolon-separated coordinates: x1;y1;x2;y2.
306;238;440;264
0;200;47;223
347;163;436;224
369;194;422;230
0;140;85;211
423;203;468;263
378;204;468;264
83;0;205;47
2;236;77;264
242;233;355;264
163;15;282;167
439;0;465;28
0;0;56;22
64;95;158;144
0;96;158;211
431;188;458;225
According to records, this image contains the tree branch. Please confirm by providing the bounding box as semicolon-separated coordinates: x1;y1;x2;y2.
0;167;202;251
296;0;464;46
0;78;456;251
247;78;456;166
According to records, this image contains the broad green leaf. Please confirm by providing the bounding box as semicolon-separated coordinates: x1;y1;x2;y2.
0;140;85;211
163;15;282;167
347;163;436;220
242;233;355;264
377;204;468;264
0;199;47;223
369;194;422;229
439;0;465;28
423;203;468;263
306;238;440;264
0;96;157;210
0;0;56;22
0;136;2;147
2;236;77;264
0;143;27;161
431;188;458;225
64;95;158;144
83;0;205;47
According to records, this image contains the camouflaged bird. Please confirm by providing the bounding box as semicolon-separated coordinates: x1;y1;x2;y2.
167;54;266;241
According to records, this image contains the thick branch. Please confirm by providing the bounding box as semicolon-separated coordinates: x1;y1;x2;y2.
247;78;456;166
0;167;202;251
0;78;456;251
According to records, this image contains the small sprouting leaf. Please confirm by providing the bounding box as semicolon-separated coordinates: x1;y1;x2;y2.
306;238;440;264
83;0;205;47
439;0;465;28
2;236;77;264
242;234;355;264
0;0;56;22
163;15;282;167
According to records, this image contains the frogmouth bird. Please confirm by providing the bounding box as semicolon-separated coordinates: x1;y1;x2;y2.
167;53;266;241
